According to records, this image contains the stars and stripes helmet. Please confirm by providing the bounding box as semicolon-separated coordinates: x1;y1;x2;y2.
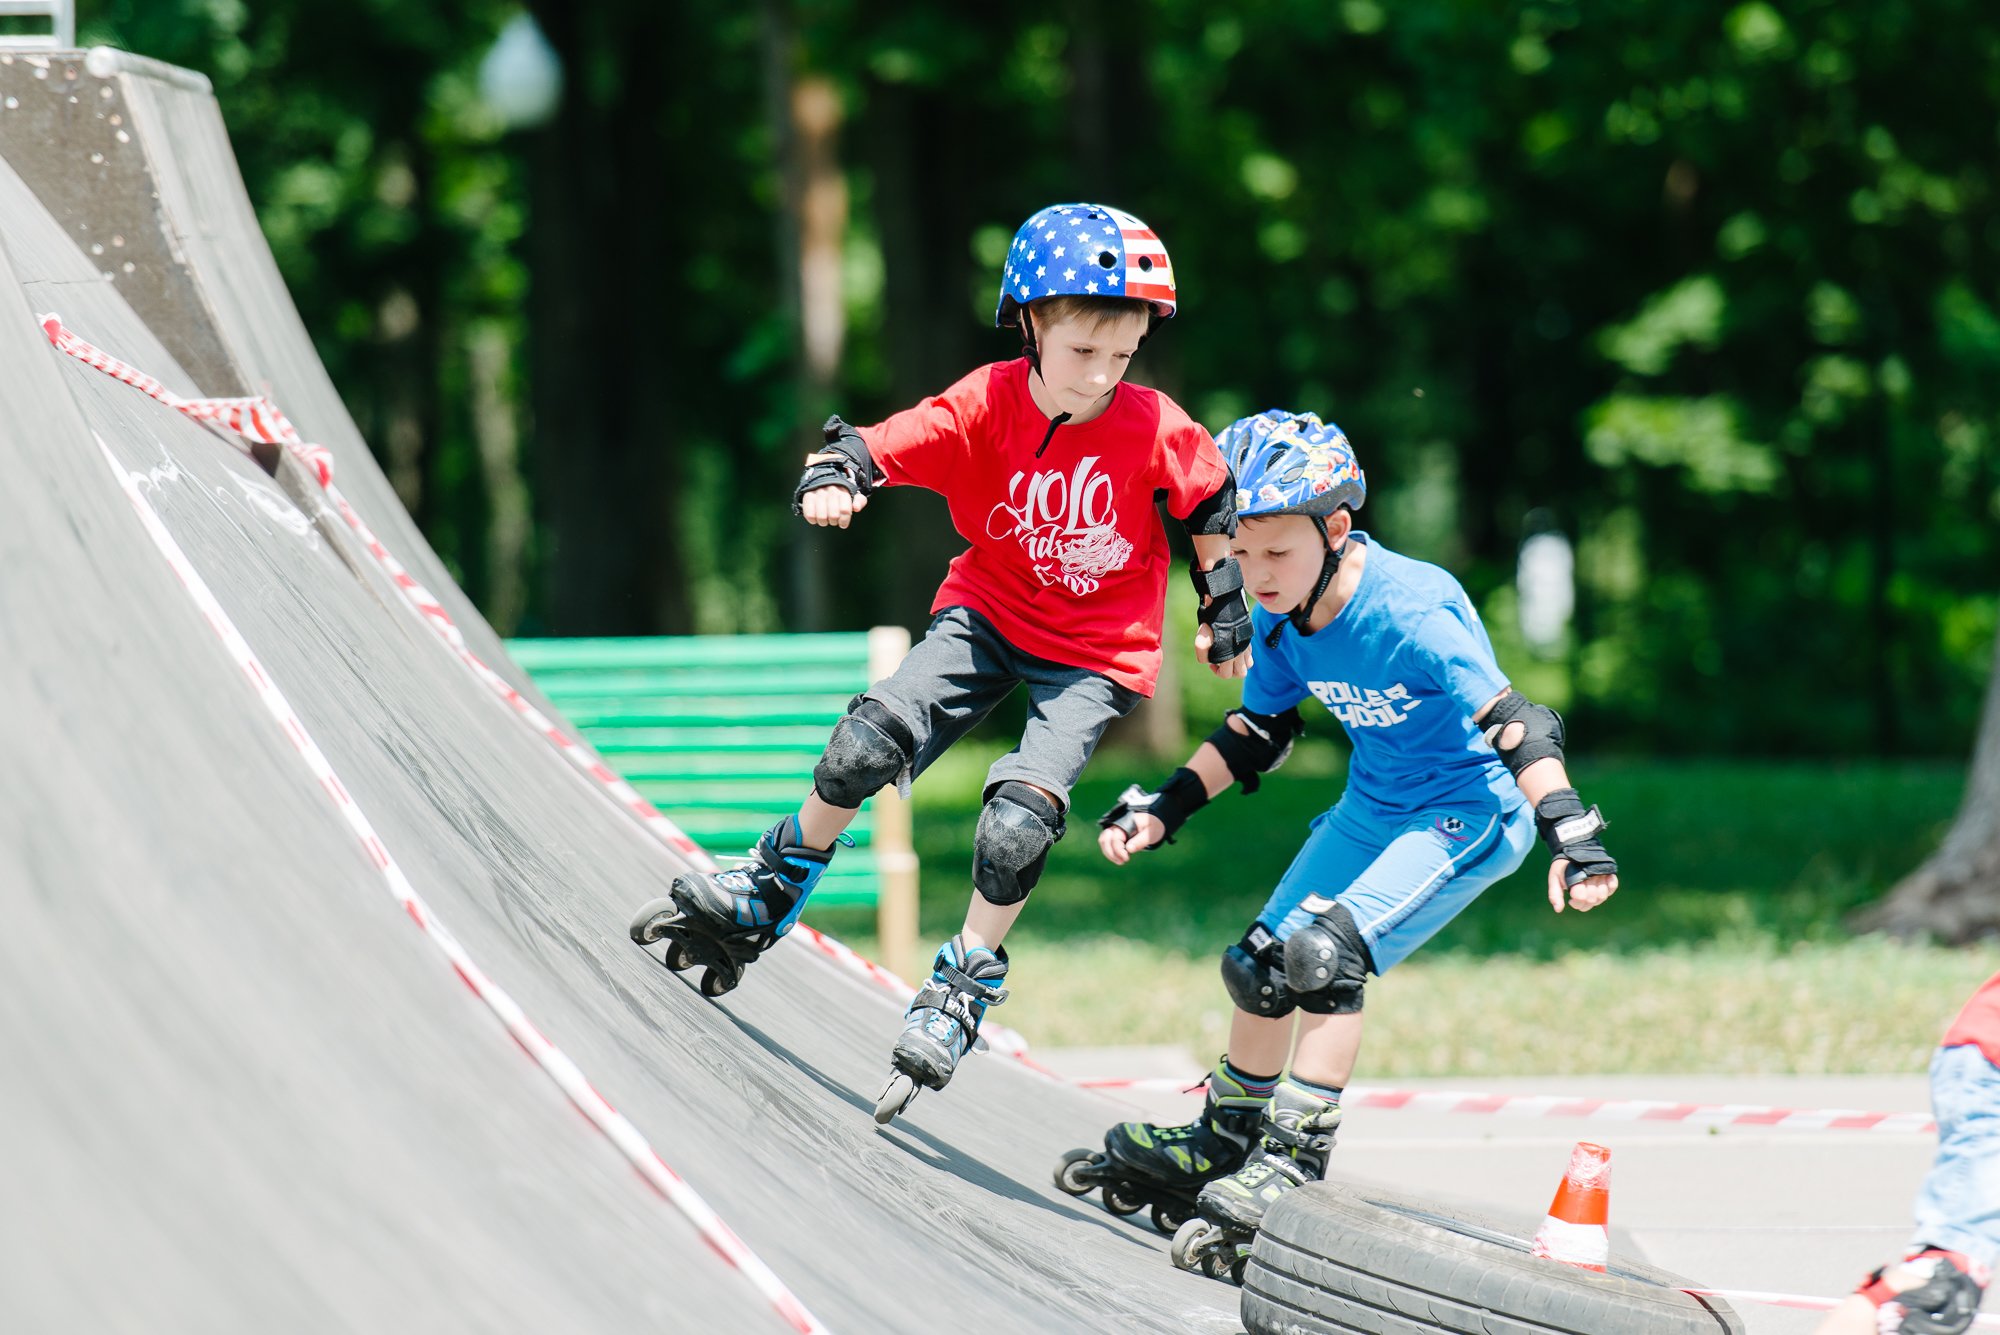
995;202;1178;328
1219;409;1368;518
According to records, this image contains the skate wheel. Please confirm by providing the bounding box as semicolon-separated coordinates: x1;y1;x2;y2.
1152;1201;1191;1234
699;967;737;998
662;940;696;973
1227;1254;1248;1286
873;1071;919;1126
1053;1148;1099;1197
1170;1217;1217;1273
1101;1182;1146;1217
627;897;676;946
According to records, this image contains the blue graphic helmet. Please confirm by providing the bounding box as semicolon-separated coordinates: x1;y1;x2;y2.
1217;410;1367;646
1217;409;1367;519
995;202;1178;328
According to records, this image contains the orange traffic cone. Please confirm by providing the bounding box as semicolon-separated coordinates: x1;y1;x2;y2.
1530;1141;1611;1271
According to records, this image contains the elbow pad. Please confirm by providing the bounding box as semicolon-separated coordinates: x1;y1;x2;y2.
792;415;878;515
1181;478;1237;537
1205;706;1302;795
1479;689;1565;778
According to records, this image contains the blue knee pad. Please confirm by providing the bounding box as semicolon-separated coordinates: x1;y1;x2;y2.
972;781;1065;906
813;697;915;809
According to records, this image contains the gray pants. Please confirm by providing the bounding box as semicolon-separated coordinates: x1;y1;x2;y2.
865;606;1142;810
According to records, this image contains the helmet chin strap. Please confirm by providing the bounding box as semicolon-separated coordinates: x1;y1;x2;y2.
1019;309;1043;377
1268;515;1346;648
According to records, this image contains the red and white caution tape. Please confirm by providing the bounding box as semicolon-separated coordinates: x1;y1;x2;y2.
1073;1076;1938;1135
1684;1288;2000;1327
85;404;829;1330
45;315;334;486
40;315;711;867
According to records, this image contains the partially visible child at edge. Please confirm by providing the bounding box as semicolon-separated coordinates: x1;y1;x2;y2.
1089;409;1620;1272
663;203;1252;1102
1811;970;1998;1335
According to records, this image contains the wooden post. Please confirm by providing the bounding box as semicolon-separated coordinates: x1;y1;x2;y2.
867;625;918;980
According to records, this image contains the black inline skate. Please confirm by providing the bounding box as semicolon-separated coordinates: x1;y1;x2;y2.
874;935;1008;1125
1054;1060;1270;1235
1171;1079;1342;1284
628;816;839;997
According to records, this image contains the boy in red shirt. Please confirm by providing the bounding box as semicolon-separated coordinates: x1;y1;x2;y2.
632;203;1248;1120
1813;971;1998;1335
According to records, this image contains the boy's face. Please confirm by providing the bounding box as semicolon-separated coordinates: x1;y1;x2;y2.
1232;514;1339;612
1029;310;1150;410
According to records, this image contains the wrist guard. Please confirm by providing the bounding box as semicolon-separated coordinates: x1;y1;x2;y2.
1858;1249;1987;1335
1098;767;1210;848
1534;787;1616;888
792;415;877;516
1191;558;1252;663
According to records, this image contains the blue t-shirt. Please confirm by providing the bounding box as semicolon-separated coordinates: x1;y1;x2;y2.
1242;533;1520;820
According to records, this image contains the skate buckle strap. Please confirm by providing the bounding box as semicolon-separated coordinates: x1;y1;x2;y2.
933;958;1009;1008
1261;1109;1341;1153
911;975;1003;1047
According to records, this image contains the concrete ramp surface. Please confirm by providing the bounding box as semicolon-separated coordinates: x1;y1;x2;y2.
0;48;1240;1334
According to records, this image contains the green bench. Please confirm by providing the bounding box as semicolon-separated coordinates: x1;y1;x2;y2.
505;628;920;977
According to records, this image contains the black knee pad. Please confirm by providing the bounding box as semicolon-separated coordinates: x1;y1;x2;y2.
1282;900;1372;1015
971;781;1065;906
813;697;915;808
1220;922;1297;1018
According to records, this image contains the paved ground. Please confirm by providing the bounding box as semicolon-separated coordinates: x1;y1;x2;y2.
1036;1045;1995;1334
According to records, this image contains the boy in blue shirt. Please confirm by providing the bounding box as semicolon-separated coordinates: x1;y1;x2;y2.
1061;410;1619;1278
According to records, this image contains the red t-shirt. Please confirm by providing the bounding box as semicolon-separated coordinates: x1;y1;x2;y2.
1943;970;2000;1069
860;359;1227;696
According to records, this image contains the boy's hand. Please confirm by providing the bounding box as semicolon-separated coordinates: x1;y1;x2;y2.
799;451;869;528
1195;621;1251;678
1535;788;1617;913
1190;556;1253;677
1099;812;1166;864
1548;862;1619;913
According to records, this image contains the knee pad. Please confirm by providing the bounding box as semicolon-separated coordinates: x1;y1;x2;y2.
813;697;915;808
971;781;1065;906
1282;900;1372;1015
1221;922;1298;1019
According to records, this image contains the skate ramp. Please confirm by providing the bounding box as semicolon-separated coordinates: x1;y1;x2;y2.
0;48;1240;1334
